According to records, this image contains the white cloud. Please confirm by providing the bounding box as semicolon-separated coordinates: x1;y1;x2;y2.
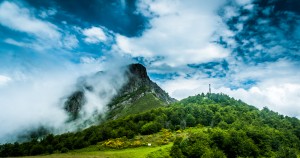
0;1;60;40
82;26;107;44
80;56;107;64
0;74;71;142
223;6;239;20
0;1;79;51
62;34;79;49
0;56;130;143
4;38;27;47
115;0;229;67
161;76;300;118
235;0;253;6
159;76;215;100
39;8;57;18
0;75;11;86
227;59;300;87
244;4;254;10
217;83;300;118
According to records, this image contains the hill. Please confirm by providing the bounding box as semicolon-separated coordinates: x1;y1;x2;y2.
1;93;300;157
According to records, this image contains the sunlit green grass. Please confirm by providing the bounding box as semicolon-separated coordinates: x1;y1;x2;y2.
118;93;166;118
23;143;173;158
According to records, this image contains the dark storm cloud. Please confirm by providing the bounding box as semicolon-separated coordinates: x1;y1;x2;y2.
24;0;150;37
272;0;300;13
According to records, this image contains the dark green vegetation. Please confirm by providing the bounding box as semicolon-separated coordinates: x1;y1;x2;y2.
1;93;300;157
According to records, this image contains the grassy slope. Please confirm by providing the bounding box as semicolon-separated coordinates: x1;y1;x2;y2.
115;93;166;118
21;127;206;158
18;126;300;158
22;144;173;158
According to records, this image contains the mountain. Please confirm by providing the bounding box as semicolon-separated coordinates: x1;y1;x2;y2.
2;93;300;157
64;63;176;121
106;63;177;119
3;64;299;157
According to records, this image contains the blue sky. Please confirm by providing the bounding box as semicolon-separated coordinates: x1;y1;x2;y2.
0;0;300;125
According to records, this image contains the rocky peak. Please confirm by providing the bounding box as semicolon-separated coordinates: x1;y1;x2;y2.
64;63;176;121
108;63;177;115
127;63;150;80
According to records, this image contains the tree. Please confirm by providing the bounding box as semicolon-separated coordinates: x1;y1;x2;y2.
276;146;297;158
46;145;54;154
141;121;162;134
30;144;45;155
170;137;185;158
201;148;226;158
186;114;196;127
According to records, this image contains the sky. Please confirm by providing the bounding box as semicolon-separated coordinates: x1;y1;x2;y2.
0;0;300;138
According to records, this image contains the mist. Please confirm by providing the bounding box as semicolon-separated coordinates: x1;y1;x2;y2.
0;57;130;144
60;62;130;131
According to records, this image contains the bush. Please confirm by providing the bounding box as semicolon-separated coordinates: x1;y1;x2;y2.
103;138;126;149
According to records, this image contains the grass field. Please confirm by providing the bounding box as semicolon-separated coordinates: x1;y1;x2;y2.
22;143;173;158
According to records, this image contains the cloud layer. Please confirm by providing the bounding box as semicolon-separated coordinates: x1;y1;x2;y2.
0;1;60;39
82;27;107;44
115;0;230;66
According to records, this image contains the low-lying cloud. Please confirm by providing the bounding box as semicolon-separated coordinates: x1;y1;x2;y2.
0;56;130;143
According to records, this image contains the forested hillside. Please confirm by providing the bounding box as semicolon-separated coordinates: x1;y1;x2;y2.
1;93;300;157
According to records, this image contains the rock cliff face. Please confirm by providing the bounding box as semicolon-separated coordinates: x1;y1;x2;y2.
107;63;177;119
64;63;176;121
110;64;176;104
64;91;85;121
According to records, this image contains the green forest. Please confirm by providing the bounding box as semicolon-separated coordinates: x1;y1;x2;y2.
1;93;300;157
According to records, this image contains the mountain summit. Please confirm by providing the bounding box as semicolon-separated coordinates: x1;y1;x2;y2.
64;63;176;122
107;63;177;119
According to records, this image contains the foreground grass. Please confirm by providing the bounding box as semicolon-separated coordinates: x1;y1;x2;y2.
23;143;173;158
